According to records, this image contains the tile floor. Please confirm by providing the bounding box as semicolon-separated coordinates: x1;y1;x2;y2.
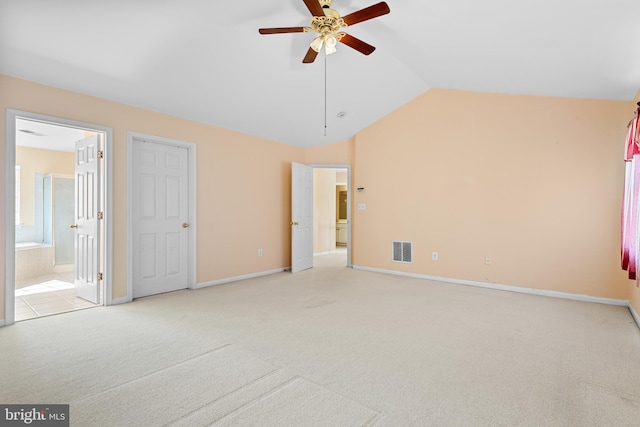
15;279;100;322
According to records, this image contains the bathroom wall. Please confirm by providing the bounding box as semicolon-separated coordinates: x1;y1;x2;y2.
15;147;74;246
15;146;74;227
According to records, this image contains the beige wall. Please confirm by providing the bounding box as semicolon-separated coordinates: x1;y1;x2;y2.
354;89;631;300
1;74;637;323
306;139;354;165
0;74;305;319
313;169;337;253
15;146;75;226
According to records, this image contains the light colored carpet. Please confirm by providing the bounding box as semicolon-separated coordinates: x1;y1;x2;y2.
1;254;639;426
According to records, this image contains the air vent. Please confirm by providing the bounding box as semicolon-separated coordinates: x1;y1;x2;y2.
392;241;413;263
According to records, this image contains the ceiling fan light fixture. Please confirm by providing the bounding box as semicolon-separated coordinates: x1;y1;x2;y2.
310;36;324;52
259;1;391;64
325;34;338;55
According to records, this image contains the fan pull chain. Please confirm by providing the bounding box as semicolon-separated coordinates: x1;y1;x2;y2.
324;50;327;137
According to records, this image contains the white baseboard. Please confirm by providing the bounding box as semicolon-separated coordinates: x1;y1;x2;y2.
112;268;288;303
352;265;630;307
0;319;5;328
109;296;132;306
629;303;640;330
196;268;287;289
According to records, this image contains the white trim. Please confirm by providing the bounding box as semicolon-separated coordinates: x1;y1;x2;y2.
109;296;132;306
196;268;287;289
126;136;134;304
352;265;630;307
14;165;20;225
5;111;17;326
309;164;352;268
629;303;640;330
4;110;113;326
103;128;114;307
127;132;197;301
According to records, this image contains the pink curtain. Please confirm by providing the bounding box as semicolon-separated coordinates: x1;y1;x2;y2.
622;107;640;284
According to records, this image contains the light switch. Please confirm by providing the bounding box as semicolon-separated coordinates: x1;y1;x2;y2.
358;203;366;210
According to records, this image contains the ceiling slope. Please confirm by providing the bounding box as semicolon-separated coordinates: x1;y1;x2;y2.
1;0;639;148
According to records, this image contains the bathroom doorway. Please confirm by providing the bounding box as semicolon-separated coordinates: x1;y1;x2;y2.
311;166;350;268
7;113;111;322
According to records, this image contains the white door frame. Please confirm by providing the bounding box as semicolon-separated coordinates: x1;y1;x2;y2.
309;164;352;268
126;132;197;301
4;109;113;326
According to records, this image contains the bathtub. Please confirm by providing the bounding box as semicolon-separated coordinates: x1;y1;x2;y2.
15;242;54;281
15;241;49;250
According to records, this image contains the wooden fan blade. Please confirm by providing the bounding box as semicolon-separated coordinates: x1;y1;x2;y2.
342;2;390;26
259;27;307;34
303;0;325;17
338;33;376;55
303;47;319;63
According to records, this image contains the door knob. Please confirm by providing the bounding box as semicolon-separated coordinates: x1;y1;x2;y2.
182;223;189;228
69;224;78;229
290;221;299;226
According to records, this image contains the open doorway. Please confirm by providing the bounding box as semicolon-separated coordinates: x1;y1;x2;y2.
312;166;349;268
5;111;112;324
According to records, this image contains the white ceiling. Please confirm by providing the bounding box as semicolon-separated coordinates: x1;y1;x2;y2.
2;0;640;149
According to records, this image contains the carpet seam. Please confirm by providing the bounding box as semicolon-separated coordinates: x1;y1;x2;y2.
580;379;640;403
302;376;383;417
163;367;285;427
209;376;303;425
71;343;232;404
363;413;384;427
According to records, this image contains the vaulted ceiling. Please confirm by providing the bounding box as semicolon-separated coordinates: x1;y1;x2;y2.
1;0;639;148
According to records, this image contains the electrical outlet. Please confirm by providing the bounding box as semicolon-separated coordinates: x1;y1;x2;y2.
432;252;438;261
485;256;491;265
258;248;263;257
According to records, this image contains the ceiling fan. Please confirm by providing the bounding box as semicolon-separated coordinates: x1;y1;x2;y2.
259;0;390;63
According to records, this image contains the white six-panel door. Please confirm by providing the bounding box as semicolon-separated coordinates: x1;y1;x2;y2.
291;162;314;273
132;139;190;298
74;135;101;304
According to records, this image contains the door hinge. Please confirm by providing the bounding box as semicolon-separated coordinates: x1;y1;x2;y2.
97;272;103;281
97;150;104;159
97;211;104;220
